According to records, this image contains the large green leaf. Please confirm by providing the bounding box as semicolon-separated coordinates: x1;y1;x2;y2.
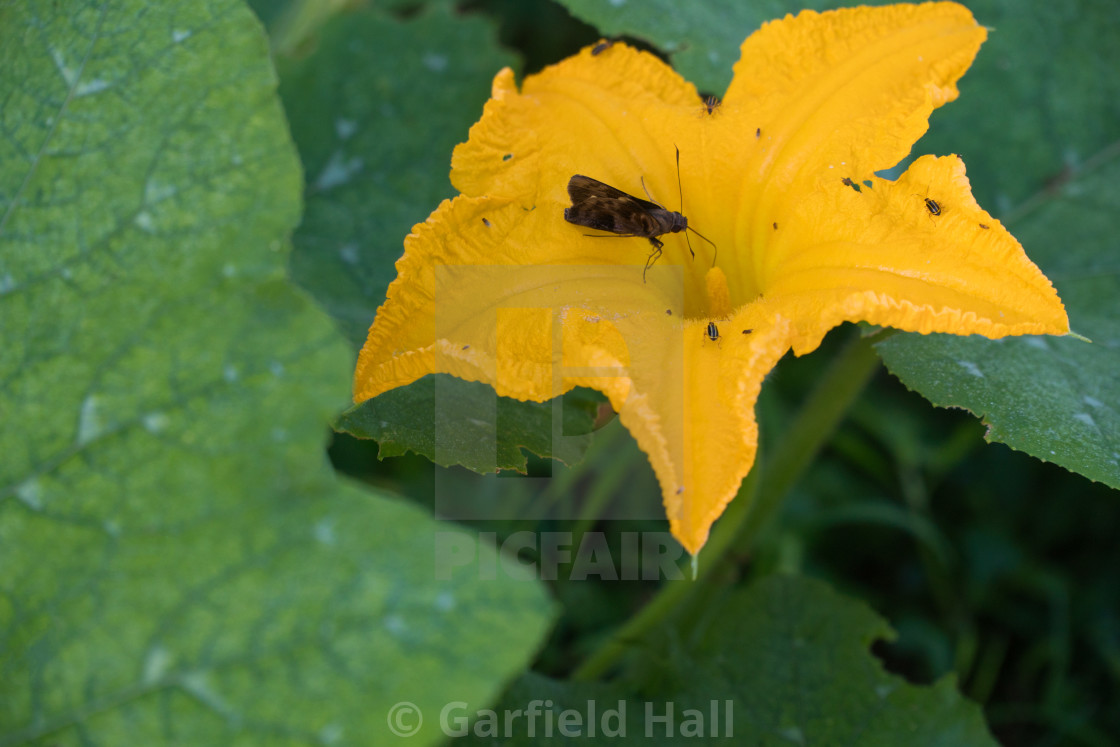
0;2;552;744
459;575;996;745
279;3;516;347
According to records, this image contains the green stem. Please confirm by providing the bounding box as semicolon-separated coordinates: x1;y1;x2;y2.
736;331;884;550
571;332;882;681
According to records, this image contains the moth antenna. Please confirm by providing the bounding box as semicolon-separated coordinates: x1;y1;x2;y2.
687;226;717;267
674;145;695;259
687;226;717;247
677;145;717;267
675;145;684;213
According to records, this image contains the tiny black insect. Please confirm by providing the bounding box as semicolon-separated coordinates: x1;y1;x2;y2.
741;328;753;335
706;321;720;342
979;223;990;230
591;39;614;55
564;147;717;281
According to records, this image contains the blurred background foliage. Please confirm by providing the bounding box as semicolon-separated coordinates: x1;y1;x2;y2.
253;0;1120;743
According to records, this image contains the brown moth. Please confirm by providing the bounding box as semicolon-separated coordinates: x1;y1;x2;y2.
564;148;716;281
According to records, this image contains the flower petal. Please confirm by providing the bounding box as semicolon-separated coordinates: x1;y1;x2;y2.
662;317;791;553
452;50;700;205
353;187;791;553
446;46;756;312
354;195;677;402
724;2;986;183
746;154;1069;355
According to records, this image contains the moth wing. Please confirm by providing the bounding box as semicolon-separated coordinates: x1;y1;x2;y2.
565;175;665;235
567;175;629;203
567;175;662;211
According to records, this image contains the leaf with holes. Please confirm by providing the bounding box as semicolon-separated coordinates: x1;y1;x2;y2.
458;575;998;745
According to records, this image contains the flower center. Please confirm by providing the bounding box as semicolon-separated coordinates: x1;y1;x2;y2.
704;266;732;320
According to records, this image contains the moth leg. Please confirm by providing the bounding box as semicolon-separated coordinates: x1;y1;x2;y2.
643;237;664;283
640;176;666;209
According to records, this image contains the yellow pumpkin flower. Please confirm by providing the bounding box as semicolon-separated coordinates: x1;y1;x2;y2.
354;3;1069;555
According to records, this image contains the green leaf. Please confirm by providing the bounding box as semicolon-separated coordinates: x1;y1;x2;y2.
337;375;600;472
245;0;293;30
914;0;1120;211
458;575;996;745
0;2;552;744
877;153;1120;490
252;0;445;58
278;3;517;347
892;0;1120;488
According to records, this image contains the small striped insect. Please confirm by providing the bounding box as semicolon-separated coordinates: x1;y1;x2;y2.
914;188;943;218
706;321;720;342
